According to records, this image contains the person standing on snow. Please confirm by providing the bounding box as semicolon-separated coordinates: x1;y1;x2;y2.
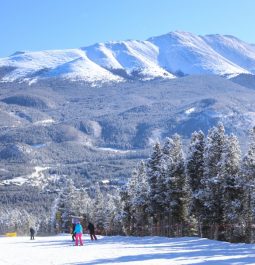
71;223;76;241
87;222;97;240
74;222;83;246
30;227;35;240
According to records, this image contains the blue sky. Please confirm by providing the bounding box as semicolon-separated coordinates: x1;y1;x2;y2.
0;0;254;57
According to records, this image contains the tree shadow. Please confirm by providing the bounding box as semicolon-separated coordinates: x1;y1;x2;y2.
63;236;255;265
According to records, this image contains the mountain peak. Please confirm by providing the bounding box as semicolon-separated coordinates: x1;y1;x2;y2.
0;31;254;84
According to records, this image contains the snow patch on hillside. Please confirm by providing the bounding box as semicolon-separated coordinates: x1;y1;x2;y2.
0;166;57;187
34;118;55;125
185;107;196;114
98;147;135;154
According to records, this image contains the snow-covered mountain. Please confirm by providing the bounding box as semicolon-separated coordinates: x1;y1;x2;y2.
149;32;249;76
0;31;255;84
202;34;255;73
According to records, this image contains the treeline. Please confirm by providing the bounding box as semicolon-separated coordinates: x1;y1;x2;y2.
52;180;123;235
0;179;124;236
0;186;56;234
3;123;255;243
120;123;255;243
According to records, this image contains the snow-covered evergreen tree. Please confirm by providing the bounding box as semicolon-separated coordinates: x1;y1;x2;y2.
202;123;226;238
242;128;255;243
161;137;174;211
119;185;133;235
92;183;106;233
56;179;91;232
57;179;77;231
186;130;205;230
105;192;123;235
164;134;189;227
117;123;255;242
130;161;150;235
147;142;164;221
219;134;242;241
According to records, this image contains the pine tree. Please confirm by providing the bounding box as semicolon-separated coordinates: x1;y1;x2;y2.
164;134;189;231
120;185;132;235
57;179;77;231
161;137;175;211
105;193;123;235
127;167;139;234
242;128;255;243
186;130;205;233
130;161;149;235
202;123;226;239
219;134;242;241
147;142;164;222
93;183;106;233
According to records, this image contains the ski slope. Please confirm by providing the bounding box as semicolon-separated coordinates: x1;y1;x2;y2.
0;234;255;265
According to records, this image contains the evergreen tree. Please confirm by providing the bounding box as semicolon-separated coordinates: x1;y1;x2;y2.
73;188;92;220
147;142;164;222
130;161;149;235
164;134;189;229
57;179;77;231
161;137;174;211
119;185;132;235
202;123;226;239
219;134;242;241
105;193;123;235
186;130;205;232
93;183;106;233
242;128;255;243
127;167;139;234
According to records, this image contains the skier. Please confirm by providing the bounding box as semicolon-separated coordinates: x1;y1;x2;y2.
71;223;76;241
87;222;97;240
30;227;35;240
74;222;83;246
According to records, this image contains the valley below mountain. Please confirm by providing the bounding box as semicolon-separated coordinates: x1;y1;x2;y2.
1;31;255;188
1;73;255;187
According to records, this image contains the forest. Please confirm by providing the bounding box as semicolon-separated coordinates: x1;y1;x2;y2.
1;123;255;243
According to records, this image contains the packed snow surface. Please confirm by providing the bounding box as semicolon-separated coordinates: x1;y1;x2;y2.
1;235;255;265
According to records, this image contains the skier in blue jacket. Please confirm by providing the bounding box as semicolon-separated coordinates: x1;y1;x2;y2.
74;222;83;246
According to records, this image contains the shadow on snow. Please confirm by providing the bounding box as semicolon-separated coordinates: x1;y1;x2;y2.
63;236;255;265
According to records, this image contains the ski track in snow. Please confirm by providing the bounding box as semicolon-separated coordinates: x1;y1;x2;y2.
1;235;255;265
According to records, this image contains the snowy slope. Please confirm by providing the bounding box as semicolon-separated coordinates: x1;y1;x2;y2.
1;235;255;265
41;55;123;83
0;49;123;84
84;40;175;80
202;34;255;74
1;31;255;84
0;49;82;82
148;31;249;76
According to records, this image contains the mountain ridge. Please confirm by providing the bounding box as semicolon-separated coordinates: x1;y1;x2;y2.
0;31;255;84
